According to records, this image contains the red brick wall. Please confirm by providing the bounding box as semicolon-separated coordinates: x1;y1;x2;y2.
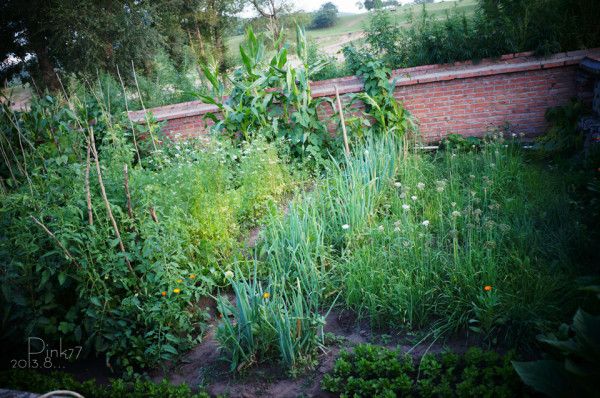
129;49;599;143
396;66;579;142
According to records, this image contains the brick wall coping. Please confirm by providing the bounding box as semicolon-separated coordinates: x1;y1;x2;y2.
129;48;600;123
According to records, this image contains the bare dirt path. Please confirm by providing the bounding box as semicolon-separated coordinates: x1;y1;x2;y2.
151;307;478;397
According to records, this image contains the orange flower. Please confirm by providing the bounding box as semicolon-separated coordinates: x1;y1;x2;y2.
161;291;167;297
173;288;181;294
262;292;270;299
484;285;493;292
189;274;196;279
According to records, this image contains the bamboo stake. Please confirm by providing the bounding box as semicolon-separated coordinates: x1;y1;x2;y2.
0;129;26;176
89;127;136;277
31;216;81;269
0;136;17;184
85;139;93;226
55;73;83;163
131;61;158;152
334;85;350;156
149;206;158;223
116;65;142;165
123;164;134;220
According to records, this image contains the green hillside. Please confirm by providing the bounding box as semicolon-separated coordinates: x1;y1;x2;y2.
226;0;478;58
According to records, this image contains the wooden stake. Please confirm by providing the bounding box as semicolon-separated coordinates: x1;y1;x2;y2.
131;61;158;152
149;206;158;223
116;65;142;165
89;127;136;277
335;85;350;156
123;164;134;220
31;216;81;269
85;139;93;226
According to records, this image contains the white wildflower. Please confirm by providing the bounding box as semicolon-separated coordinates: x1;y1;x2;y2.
342;224;350;230
417;182;425;190
422;220;430;227
452;210;461;217
224;270;234;279
411;195;418;201
378;225;384;232
394;181;402;188
402;204;410;211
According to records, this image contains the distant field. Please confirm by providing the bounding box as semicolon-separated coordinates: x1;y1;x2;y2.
226;0;478;59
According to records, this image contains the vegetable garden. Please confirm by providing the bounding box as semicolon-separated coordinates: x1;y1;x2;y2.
1;27;599;397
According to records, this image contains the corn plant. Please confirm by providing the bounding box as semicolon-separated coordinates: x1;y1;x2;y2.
197;26;338;164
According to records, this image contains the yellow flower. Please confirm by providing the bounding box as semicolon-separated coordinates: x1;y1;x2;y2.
173;288;181;294
177;279;183;283
262;292;270;299
189;274;196;279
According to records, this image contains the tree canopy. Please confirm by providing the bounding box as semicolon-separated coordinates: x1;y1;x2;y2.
311;2;339;29
0;0;243;90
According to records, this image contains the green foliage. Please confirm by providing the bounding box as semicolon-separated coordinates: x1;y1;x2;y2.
256;132;589;345
0;0;241;91
322;344;527;397
216;265;326;373
310;2;339;29
440;133;483;152
307;41;349;81
0;93;291;373
346;0;600;73
512;284;600;397
364;9;406;68
0;369;209;398
347;57;415;140
198;26;338;165
534;100;587;159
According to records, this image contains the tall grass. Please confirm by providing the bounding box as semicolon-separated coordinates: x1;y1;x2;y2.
252;133;586;346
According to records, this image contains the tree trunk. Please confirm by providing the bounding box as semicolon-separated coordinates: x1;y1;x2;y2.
34;44;60;92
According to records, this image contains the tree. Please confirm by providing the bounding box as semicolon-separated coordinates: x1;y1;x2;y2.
0;0;171;90
0;0;243;89
363;0;382;10
247;0;294;44
311;2;339;29
178;0;245;70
